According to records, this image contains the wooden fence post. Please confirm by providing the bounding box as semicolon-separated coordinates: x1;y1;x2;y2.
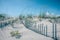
44;27;45;35
41;24;43;35
54;23;57;40
40;24;41;34
38;24;40;32
52;23;54;38
46;25;47;36
0;23;2;28
34;22;36;31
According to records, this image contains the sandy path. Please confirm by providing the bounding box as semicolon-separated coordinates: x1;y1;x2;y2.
0;23;53;40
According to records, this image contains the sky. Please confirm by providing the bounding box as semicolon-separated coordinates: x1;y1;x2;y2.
0;0;60;17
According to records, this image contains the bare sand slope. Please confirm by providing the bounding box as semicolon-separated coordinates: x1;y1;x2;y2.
0;23;53;40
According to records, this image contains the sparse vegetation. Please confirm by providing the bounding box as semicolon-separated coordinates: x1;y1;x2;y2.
0;14;6;20
27;14;33;19
10;30;21;38
19;14;25;20
38;13;46;18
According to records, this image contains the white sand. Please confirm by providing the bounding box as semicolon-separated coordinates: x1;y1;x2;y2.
0;22;53;40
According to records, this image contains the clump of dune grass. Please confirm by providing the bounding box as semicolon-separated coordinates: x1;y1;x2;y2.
10;30;21;39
